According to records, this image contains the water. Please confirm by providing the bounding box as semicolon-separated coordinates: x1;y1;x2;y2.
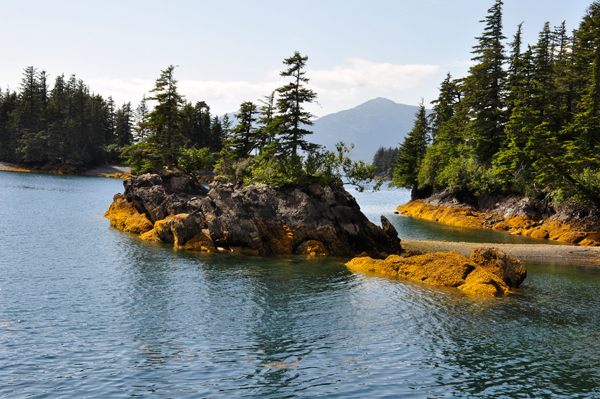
349;185;564;244
1;172;600;398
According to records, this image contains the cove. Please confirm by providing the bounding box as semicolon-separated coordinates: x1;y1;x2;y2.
1;171;599;398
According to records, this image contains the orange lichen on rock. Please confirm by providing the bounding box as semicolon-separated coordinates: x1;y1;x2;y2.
396;201;485;229
346;247;524;297
104;194;153;234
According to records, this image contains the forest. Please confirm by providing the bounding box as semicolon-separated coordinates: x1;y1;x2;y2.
0;68;228;166
392;0;600;209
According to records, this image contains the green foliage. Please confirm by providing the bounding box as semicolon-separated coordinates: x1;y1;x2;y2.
550;168;600;209
272;51;319;158
391;0;600;209
390;102;430;190
225;101;259;159
372;146;400;178
178;147;214;180
142;65;186;170
121;141;164;175
461;0;507;163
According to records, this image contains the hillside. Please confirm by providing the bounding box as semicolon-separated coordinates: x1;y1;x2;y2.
310;98;422;161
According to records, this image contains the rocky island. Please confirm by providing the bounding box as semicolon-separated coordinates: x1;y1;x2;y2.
105;172;402;257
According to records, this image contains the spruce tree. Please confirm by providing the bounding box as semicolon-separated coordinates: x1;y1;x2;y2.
391;101;430;191
462;0;507;163
225;101;258;159
271;52;318;159
144;65;186;169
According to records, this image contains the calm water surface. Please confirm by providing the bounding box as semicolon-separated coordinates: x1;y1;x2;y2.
1;172;599;398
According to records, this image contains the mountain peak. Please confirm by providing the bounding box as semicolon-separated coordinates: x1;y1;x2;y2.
311;98;421;161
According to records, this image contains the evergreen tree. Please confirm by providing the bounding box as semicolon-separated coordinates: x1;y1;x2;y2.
271;52;318;159
144;65;186;169
462;0;507;163
225;101;258;159
255;91;276;154
134;95;151;142
115;102;134;146
391;101;430;190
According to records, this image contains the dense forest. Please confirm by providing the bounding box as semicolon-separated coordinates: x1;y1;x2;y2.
0;68;227;166
393;0;600;209
372;146;400;179
0;52;379;190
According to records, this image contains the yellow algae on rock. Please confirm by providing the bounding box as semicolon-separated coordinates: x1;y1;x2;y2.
397;201;484;229
140;229;161;241
397;200;600;247
345;257;399;277
469;247;526;288
458;268;509;296
106;172;133;179
346;247;526;297
104;194;153;234
182;234;216;252
296;240;329;256
385;252;474;288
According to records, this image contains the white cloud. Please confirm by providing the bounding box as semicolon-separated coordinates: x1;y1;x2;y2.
180;80;279;103
309;58;441;90
87;57;441;115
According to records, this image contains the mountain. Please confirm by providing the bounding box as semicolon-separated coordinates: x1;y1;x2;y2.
310;97;422;161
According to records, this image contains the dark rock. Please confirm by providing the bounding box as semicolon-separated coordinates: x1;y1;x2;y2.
113;173;402;257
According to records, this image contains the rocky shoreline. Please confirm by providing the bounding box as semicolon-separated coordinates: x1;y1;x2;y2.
0;161;132;177
105;172;402;257
397;189;600;247
346;247;527;296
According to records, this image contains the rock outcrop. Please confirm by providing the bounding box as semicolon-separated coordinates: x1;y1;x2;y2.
398;191;600;246
105;172;402;257
346;247;526;296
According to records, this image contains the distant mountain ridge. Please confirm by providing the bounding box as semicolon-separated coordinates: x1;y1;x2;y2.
310;97;422;161
222;97;423;162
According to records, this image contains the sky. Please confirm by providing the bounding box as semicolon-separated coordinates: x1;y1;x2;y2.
0;0;593;118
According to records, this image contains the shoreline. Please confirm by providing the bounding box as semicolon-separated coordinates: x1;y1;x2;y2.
0;161;131;177
402;238;600;264
397;198;600;247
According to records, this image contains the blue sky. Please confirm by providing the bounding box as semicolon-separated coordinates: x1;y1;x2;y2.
0;0;593;117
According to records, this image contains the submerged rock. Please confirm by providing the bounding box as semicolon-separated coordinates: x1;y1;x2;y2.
106;173;402;257
346;247;526;296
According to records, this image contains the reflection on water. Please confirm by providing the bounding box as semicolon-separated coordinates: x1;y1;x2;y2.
1;171;600;398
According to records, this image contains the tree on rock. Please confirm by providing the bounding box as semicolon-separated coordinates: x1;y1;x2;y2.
271;52;318;160
144;65;186;170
